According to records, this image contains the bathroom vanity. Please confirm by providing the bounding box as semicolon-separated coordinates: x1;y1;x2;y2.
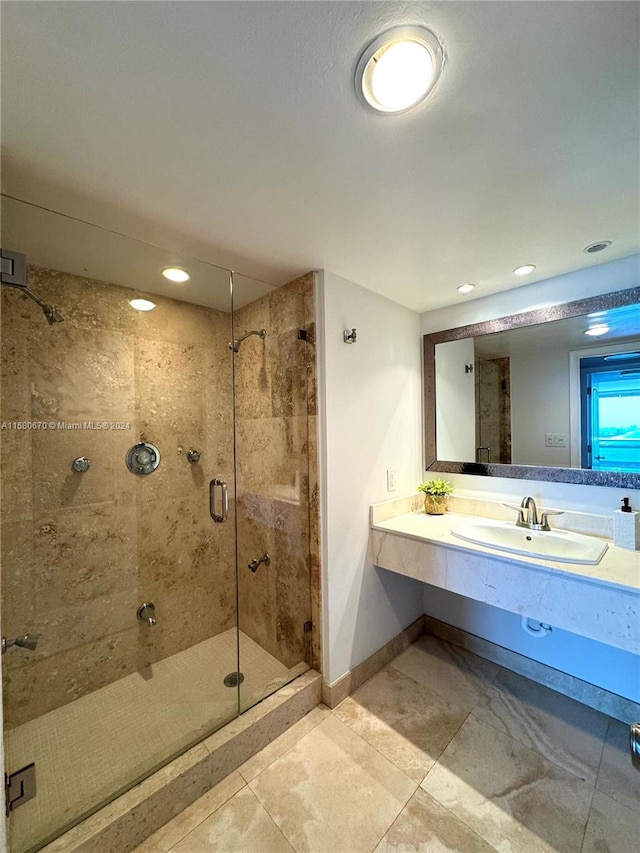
371;495;640;655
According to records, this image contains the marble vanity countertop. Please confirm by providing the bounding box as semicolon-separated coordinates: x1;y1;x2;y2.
372;510;640;594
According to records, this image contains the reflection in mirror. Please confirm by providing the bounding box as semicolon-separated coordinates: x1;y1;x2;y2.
424;286;640;488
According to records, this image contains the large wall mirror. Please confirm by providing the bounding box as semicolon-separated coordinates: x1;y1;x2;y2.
423;286;640;488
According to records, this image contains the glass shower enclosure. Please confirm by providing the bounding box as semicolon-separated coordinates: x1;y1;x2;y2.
0;196;314;852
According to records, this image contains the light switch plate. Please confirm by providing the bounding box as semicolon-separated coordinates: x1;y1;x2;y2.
386;468;396;492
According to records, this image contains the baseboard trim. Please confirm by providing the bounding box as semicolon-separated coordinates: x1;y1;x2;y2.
321;616;425;709
424;615;640;725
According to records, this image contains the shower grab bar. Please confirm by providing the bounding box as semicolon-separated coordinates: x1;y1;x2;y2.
210;478;229;523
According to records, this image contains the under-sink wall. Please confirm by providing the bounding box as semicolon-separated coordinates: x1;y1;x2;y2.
420;254;640;702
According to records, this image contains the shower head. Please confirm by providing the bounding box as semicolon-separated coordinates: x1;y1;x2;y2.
1;281;64;324
42;304;65;325
229;328;267;352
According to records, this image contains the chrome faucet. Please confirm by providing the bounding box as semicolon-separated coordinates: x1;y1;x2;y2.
504;496;563;531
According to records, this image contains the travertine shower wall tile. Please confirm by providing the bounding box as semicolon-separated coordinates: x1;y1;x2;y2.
2;265;238;726
33;503;137;611
233;273;320;678
135;339;206;426
235;416;308;497
2;628;140;728
27;265;138;335
1;289;32;421
0;429;33;522
237;498;278;656
0;520;35;639
30;324;135;423
271;331;307;418
135;293;226;347
32;429;130;511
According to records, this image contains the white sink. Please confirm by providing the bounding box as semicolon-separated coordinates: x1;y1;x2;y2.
451;520;608;565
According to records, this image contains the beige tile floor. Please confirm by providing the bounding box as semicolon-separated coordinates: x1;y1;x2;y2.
133;634;640;853
6;629;307;853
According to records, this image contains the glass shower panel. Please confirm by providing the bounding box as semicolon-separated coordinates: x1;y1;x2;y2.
231;273;313;713
0;197;238;852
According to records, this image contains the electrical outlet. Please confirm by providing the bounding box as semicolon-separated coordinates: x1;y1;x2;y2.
545;433;568;448
386;468;396;492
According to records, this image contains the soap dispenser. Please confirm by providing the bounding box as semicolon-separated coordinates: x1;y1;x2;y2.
613;497;640;550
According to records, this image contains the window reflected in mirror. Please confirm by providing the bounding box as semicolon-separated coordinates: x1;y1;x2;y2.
580;352;640;472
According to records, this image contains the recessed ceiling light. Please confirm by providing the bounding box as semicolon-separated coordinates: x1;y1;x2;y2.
162;267;190;283
356;26;444;115
513;264;536;277
129;298;156;312
584;241;612;254
457;283;476;295
584;324;610;336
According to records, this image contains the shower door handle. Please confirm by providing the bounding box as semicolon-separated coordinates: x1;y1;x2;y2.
209;478;228;523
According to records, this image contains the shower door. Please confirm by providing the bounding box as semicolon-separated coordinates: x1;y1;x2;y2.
0;197;243;852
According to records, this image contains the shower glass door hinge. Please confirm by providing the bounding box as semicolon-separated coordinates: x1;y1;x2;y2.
0;249;27;287
303;621;312;633
5;763;36;816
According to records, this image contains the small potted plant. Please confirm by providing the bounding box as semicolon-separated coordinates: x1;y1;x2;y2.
418;478;454;515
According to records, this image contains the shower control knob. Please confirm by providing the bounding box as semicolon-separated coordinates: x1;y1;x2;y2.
137;602;157;626
126;442;161;475
72;456;91;473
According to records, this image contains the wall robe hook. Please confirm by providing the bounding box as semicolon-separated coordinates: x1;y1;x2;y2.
343;328;357;344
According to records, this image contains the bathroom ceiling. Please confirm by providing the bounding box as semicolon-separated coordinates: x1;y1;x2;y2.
474;303;640;359
1;1;639;312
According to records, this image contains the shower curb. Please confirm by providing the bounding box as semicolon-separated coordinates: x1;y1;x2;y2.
39;671;321;853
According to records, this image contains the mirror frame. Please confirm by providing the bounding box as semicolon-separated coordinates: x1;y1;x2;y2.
423;285;640;488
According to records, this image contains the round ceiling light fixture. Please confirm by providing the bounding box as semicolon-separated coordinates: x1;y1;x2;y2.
457;283;476;295
162;267;190;283
356;26;444;115
513;264;536;277
584;324;610;337
129;298;156;312
584;241;612;254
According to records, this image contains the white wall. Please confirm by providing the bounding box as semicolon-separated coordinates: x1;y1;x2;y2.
420;255;640;701
435;338;476;461
317;270;425;684
510;347;571;466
